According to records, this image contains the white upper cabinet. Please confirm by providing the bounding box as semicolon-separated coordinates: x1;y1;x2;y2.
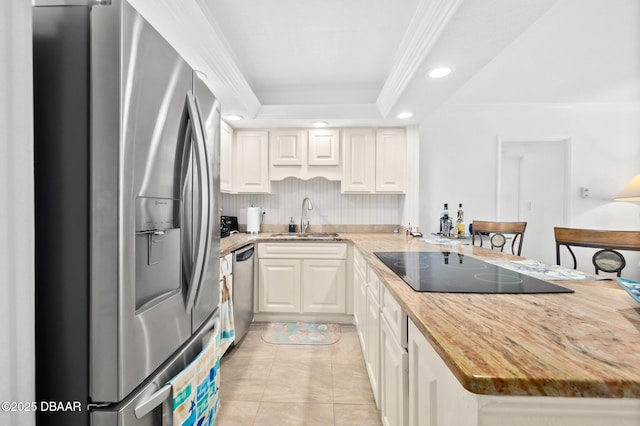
376;128;407;193
234;130;270;193
269;129;304;166
342;128;376;193
225;127;407;192
220;120;233;193
269;129;342;181
308;129;340;165
341;127;407;194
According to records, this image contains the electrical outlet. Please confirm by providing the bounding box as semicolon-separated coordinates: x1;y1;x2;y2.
580;187;590;198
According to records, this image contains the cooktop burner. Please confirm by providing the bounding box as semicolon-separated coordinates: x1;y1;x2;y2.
374;252;574;294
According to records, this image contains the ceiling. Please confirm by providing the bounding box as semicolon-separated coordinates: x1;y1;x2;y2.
131;0;640;129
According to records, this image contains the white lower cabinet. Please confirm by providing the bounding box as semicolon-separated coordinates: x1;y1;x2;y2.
258;259;301;313
407;319;640;426
302;259;346;313
354;248;382;407
381;313;408;426
353;250;640;426
257;243;347;315
365;284;380;406
354;252;408;421
353;254;367;349
408;318;465;426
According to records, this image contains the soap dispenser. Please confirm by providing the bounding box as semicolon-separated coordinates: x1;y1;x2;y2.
289;217;296;233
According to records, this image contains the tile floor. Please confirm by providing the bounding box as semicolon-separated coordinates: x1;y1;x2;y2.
216;322;382;425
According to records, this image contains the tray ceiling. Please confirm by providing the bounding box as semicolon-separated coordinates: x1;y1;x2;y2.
129;0;640;128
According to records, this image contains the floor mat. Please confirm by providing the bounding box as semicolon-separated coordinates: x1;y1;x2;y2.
261;322;341;345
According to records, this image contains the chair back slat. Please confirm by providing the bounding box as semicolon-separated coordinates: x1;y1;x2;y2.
554;227;640;251
554;227;640;276
471;221;527;256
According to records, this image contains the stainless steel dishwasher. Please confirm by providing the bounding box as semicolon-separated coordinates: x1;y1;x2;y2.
232;244;254;343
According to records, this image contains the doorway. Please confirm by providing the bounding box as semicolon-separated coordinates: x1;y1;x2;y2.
497;137;571;265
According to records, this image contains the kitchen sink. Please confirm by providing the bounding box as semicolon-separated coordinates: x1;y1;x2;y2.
269;232;340;240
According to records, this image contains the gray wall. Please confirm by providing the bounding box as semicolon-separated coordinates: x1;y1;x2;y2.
0;1;36;425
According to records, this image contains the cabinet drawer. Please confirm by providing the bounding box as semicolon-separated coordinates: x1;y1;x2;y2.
380;285;407;348
258;242;347;259
354;247;367;279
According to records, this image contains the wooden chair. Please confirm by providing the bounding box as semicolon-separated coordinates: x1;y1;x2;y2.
471;221;527;256
554;227;640;277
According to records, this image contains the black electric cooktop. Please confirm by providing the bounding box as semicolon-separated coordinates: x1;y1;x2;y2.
374;252;574;294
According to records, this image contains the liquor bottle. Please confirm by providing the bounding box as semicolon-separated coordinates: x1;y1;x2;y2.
439;203;450;235
456;203;465;237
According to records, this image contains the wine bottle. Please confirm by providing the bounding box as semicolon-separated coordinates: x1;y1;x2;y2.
456;203;465;237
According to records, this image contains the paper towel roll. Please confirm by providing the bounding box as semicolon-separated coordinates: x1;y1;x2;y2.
247;206;261;234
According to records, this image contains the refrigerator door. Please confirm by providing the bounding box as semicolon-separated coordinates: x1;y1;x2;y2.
92;313;220;426
191;72;221;332
90;1;215;403
33;2;220;420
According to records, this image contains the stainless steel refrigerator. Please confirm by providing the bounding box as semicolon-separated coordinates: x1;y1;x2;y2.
33;1;221;424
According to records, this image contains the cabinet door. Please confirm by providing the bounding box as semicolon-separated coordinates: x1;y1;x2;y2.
381;315;408;426
220;120;233;193
408;320;438;426
258;259;301;312
353;265;367;350
308;129;340;166
342;128;375;193
375;128;406;193
235;130;269;193
270;129;304;166
365;286;381;408
302;259;346;313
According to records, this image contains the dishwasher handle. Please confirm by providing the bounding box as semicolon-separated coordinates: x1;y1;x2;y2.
235;244;254;262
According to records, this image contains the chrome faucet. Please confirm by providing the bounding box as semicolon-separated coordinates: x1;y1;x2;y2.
300;197;313;233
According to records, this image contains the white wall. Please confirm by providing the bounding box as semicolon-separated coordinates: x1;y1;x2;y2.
419;103;640;280
0;1;35;425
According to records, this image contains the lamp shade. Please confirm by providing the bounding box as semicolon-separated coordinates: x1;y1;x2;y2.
615;174;640;201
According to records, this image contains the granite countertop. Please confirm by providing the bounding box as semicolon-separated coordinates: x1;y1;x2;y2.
219;231;640;398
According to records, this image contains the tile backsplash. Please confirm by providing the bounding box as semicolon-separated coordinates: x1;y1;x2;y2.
221;177;403;226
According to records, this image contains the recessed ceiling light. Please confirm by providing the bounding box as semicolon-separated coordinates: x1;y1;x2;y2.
397;112;413;119
427;67;451;79
224;114;243;121
312;121;329;127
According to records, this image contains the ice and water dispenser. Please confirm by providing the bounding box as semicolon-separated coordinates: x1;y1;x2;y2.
135;196;181;310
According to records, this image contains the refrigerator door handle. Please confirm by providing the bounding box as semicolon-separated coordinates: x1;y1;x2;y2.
190;95;214;310
183;90;210;313
133;384;171;419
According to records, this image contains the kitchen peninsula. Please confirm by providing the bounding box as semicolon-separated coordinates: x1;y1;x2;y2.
221;231;640;425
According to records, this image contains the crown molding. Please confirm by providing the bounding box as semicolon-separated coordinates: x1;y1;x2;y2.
257;104;382;120
192;0;262;117
375;0;463;118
